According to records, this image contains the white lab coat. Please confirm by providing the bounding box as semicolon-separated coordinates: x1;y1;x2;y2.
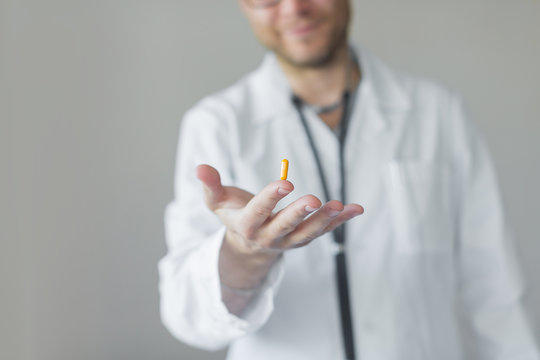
159;46;538;360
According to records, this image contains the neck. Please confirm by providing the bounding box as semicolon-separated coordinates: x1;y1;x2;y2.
277;44;359;107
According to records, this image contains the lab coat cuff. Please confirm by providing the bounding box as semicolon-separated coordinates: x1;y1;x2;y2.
199;226;285;335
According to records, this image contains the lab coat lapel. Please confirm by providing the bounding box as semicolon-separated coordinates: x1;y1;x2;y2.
250;53;294;124
344;48;414;250
348;46;412;144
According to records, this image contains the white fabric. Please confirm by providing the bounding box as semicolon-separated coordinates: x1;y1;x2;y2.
158;46;539;360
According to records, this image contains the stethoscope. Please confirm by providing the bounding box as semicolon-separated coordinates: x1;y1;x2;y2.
291;84;357;360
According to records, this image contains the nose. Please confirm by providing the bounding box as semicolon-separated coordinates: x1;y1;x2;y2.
279;0;312;17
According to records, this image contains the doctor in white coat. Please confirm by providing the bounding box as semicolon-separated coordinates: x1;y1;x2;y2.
159;0;539;359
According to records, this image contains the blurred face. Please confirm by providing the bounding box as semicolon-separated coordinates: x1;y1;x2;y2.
240;0;351;68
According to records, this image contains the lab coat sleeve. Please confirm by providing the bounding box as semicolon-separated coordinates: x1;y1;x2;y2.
158;105;285;350
452;95;539;359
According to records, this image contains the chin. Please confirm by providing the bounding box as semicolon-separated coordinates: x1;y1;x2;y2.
280;43;338;68
277;30;347;67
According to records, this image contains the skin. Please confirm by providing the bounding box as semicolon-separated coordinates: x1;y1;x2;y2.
239;0;359;117
240;0;351;68
197;0;363;315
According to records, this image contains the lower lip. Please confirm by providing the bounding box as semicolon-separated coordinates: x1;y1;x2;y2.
287;22;319;37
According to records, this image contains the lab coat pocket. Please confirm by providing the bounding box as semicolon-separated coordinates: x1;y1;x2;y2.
386;161;454;254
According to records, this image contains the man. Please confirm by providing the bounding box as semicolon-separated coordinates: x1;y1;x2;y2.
159;0;538;359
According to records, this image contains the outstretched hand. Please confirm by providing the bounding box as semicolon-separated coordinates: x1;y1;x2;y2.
196;164;364;255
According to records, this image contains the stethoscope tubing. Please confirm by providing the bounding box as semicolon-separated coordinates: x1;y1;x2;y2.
292;91;357;360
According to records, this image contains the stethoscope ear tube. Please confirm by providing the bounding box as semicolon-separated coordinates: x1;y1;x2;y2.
292;93;357;360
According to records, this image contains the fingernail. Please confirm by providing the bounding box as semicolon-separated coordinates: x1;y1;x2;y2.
305;206;318;213
328;209;341;217
278;187;291;196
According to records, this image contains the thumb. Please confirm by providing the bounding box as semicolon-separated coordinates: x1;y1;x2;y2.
196;164;224;209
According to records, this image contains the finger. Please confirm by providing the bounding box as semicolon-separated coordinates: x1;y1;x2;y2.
240;180;294;238
322;203;364;233
257;195;322;243
284;200;344;248
196;164;224;209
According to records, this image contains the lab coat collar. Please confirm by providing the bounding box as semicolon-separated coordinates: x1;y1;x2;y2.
251;44;411;125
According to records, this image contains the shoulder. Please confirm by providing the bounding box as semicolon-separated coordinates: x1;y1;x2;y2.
359;47;475;159
361;47;466;133
364;48;456;109
184;56;282;127
182;73;254;129
182;53;290;133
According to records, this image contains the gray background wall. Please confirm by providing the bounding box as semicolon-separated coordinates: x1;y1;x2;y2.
2;0;539;359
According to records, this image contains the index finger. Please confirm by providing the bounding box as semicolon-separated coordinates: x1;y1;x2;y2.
239;180;294;238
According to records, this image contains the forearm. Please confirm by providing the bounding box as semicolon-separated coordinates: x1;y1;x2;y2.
218;230;281;315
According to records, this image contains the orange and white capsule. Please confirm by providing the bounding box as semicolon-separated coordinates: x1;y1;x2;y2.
280;159;289;180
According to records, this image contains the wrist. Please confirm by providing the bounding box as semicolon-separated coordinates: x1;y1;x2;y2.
220;280;261;297
219;229;282;289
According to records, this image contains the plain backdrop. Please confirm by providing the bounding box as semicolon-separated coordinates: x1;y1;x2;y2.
2;0;539;359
